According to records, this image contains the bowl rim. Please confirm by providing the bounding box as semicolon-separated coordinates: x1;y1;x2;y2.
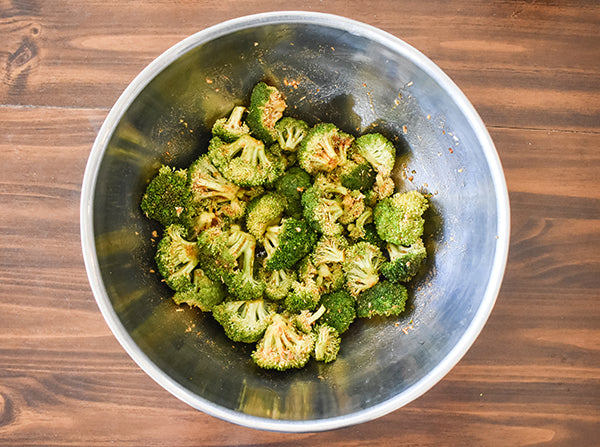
80;11;510;433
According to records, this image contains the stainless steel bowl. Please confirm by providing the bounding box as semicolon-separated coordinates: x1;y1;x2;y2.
81;12;510;432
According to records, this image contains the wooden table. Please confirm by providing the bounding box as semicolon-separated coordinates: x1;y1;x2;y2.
1;1;598;445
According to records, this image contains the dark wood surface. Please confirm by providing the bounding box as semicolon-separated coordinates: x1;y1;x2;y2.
1;1;599;445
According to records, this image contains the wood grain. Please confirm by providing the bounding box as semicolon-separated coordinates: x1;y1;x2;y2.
1;0;599;445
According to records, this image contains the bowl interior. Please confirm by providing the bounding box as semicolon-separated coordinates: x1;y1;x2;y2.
87;15;507;430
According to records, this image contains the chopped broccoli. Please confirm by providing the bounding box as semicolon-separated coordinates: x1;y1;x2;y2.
347;206;373;240
172;268;225;311
336;152;377;191
294;305;326;333
356;281;408;318
313;324;341;363
141;165;191;227
273;167;312;219
338;189;365;225
187;154;246;220
259;265;296;301
373;172;395;199
211;105;250;142
381;238;427;283
299;255;345;295
301;184;345;236
251;313;315;371
319;290;356;334
208;134;284;187
245;192;285;241
298;123;354;174
313;234;348;266
342;241;384;297
358;223;387;251
263;218;318;271
155;225;200;292
354;133;396;177
212;299;276;343
275;117;309;152
246;82;287;144
284;278;321;313
374;190;429;246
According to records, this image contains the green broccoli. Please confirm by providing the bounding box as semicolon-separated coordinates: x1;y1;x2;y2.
208;134;284;187
251;313;315;371
319;290;356;334
336;152;377;191
273;167;312;219
374;190;429;246
381;238;427;283
245;192;285;241
187;154;246;220
298;255;345;295
259;265;296;301
212;299;276;343
373;172;395;200
284;278;321;313
141;165;191;227
246;82;287;144
211;105;250;142
358;223;387;251
275;117;309;152
301;185;344;236
172;268;225;311
313;234;348;266
353;133;396;178
293;305;326;333
356;281;408;318
263;218;318;271
347;206;373;240
155;225;200;292
297;123;354;174
313;324;341;363
342;241;384;297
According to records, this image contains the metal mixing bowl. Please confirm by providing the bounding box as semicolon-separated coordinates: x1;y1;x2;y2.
80;12;510;432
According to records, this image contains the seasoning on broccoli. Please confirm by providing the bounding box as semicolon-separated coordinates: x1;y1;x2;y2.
259;266;296;301
252;313;315;371
208;134;284;187
313;234;348;266
298;123;354;174
336;151;377;191
284;278;322;313
274;117;309;152
273;167;312;219
301;184;345;236
212;299;276;343
342;241;384;296
247;82;287;144
141;165;191;227
172;268;225;311
356;281;408;318
313;324;341;363
381;238;427;283
293;305;326;333
155;224;200;292
319;290;356;334
374;190;429;246
211;105;250;142
245;192;285;242
263;218;318;271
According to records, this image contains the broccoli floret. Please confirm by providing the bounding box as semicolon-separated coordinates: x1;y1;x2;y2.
275;117;309;152
155;225;200;292
338;189;365;225
298;123;354;174
381;238;427;283
358;223;387;251
313;324;341;363
298;255;345;296
187;154;246;220
294;305;326;333
245;192;285;241
373;172;395;199
313;234;348;266
347;206;373;240
259;265;296;301
374;190;429;246
197;225;265;300
212;299;276;343
319;290;356;334
263;218;318;271
301;185;345;236
211;105;250;142
208;134;284;187
356;281;408;318
342;241;383;297
336;152;377;191
172;268;225;311
252;313;315;371
354;133;396;177
246;82;287;144
284;279;321;313
273;167;312;219
141;165;191;227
